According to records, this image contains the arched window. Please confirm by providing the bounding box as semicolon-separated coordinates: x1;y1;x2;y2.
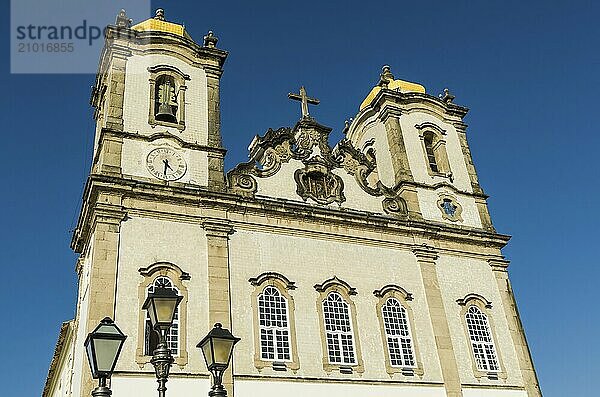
257;286;291;361
322;292;357;365
382;298;416;368
465;306;499;372
249;272;300;370
423;132;439;172
145;276;179;356
154;75;178;123
416;122;451;177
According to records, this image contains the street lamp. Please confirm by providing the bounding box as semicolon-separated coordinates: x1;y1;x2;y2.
197;323;240;397
142;286;183;397
84;317;127;397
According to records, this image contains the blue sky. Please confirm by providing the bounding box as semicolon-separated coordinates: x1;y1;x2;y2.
1;1;598;395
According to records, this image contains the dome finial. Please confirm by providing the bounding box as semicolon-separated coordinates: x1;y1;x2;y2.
379;65;395;88
155;8;165;21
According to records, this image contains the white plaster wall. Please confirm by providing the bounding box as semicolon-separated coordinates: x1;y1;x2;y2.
352;119;396;188
399;113;472;192
111;375;210;397
255;160;299;201
121;137;208;185
123;54;209;145
417;187;482;228
435;255;524;387
49;338;74;397
70;236;94;397
229;229;444;383
236;379;446;397
336;170;386;213
114;216;211;374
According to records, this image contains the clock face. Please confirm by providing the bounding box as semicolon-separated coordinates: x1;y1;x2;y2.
146;147;187;181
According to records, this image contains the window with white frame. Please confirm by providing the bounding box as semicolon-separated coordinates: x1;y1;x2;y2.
322;292;357;365
382;298;416;367
465;306;499;372
257;286;291;361
145;277;179;356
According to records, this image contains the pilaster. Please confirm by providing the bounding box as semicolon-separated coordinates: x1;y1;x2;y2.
202;219;235;396
412;245;462;397
205;67;226;191
489;258;542;397
104;46;130;132
454;122;483;195
81;197;127;397
379;106;414;183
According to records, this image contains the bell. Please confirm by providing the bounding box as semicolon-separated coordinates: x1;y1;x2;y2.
155;78;177;123
155;102;176;123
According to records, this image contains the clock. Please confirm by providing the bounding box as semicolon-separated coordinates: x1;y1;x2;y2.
146;147;187;181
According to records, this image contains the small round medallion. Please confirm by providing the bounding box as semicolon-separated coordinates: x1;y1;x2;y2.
146;147;187;181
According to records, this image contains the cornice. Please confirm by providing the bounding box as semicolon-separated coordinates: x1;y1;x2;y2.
488;257;510;271
101;128;227;154
71;174;511;254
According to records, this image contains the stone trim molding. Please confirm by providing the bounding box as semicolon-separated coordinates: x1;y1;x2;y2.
248;273;301;371
314;276;357;296
373;285;424;377
249;272;297;290
201;219;235;238
456;293;492;309
135;262;190;368
373;284;413;301
314;276;364;374
457;295;507;381
138;261;191;281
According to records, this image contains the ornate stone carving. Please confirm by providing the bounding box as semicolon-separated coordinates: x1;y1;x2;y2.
229;173;257;195
294;161;345;205
382;196;408;216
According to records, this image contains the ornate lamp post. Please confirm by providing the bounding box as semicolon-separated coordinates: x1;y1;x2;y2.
84;317;127;397
197;323;240;397
143;286;183;397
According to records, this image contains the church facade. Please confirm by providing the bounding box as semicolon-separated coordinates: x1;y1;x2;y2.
43;9;542;397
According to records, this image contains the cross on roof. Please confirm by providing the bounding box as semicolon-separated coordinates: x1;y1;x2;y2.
288;86;320;119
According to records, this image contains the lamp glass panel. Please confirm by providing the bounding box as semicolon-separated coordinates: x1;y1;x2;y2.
94;338;122;372
85;338;96;376
146;300;158;328
213;338;234;365
155;297;178;324
201;339;214;367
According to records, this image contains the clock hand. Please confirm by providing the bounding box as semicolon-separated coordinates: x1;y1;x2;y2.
163;159;172;175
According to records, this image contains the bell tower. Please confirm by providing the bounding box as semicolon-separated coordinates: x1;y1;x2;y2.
89;8;228;189
67;9;230;397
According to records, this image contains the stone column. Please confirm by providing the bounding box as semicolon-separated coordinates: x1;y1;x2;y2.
413;245;462;397
489;259;542;397
202;219;235;396
81;197;126;397
205;67;226;191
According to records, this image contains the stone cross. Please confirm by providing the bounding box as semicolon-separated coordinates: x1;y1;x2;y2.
288;86;320;119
